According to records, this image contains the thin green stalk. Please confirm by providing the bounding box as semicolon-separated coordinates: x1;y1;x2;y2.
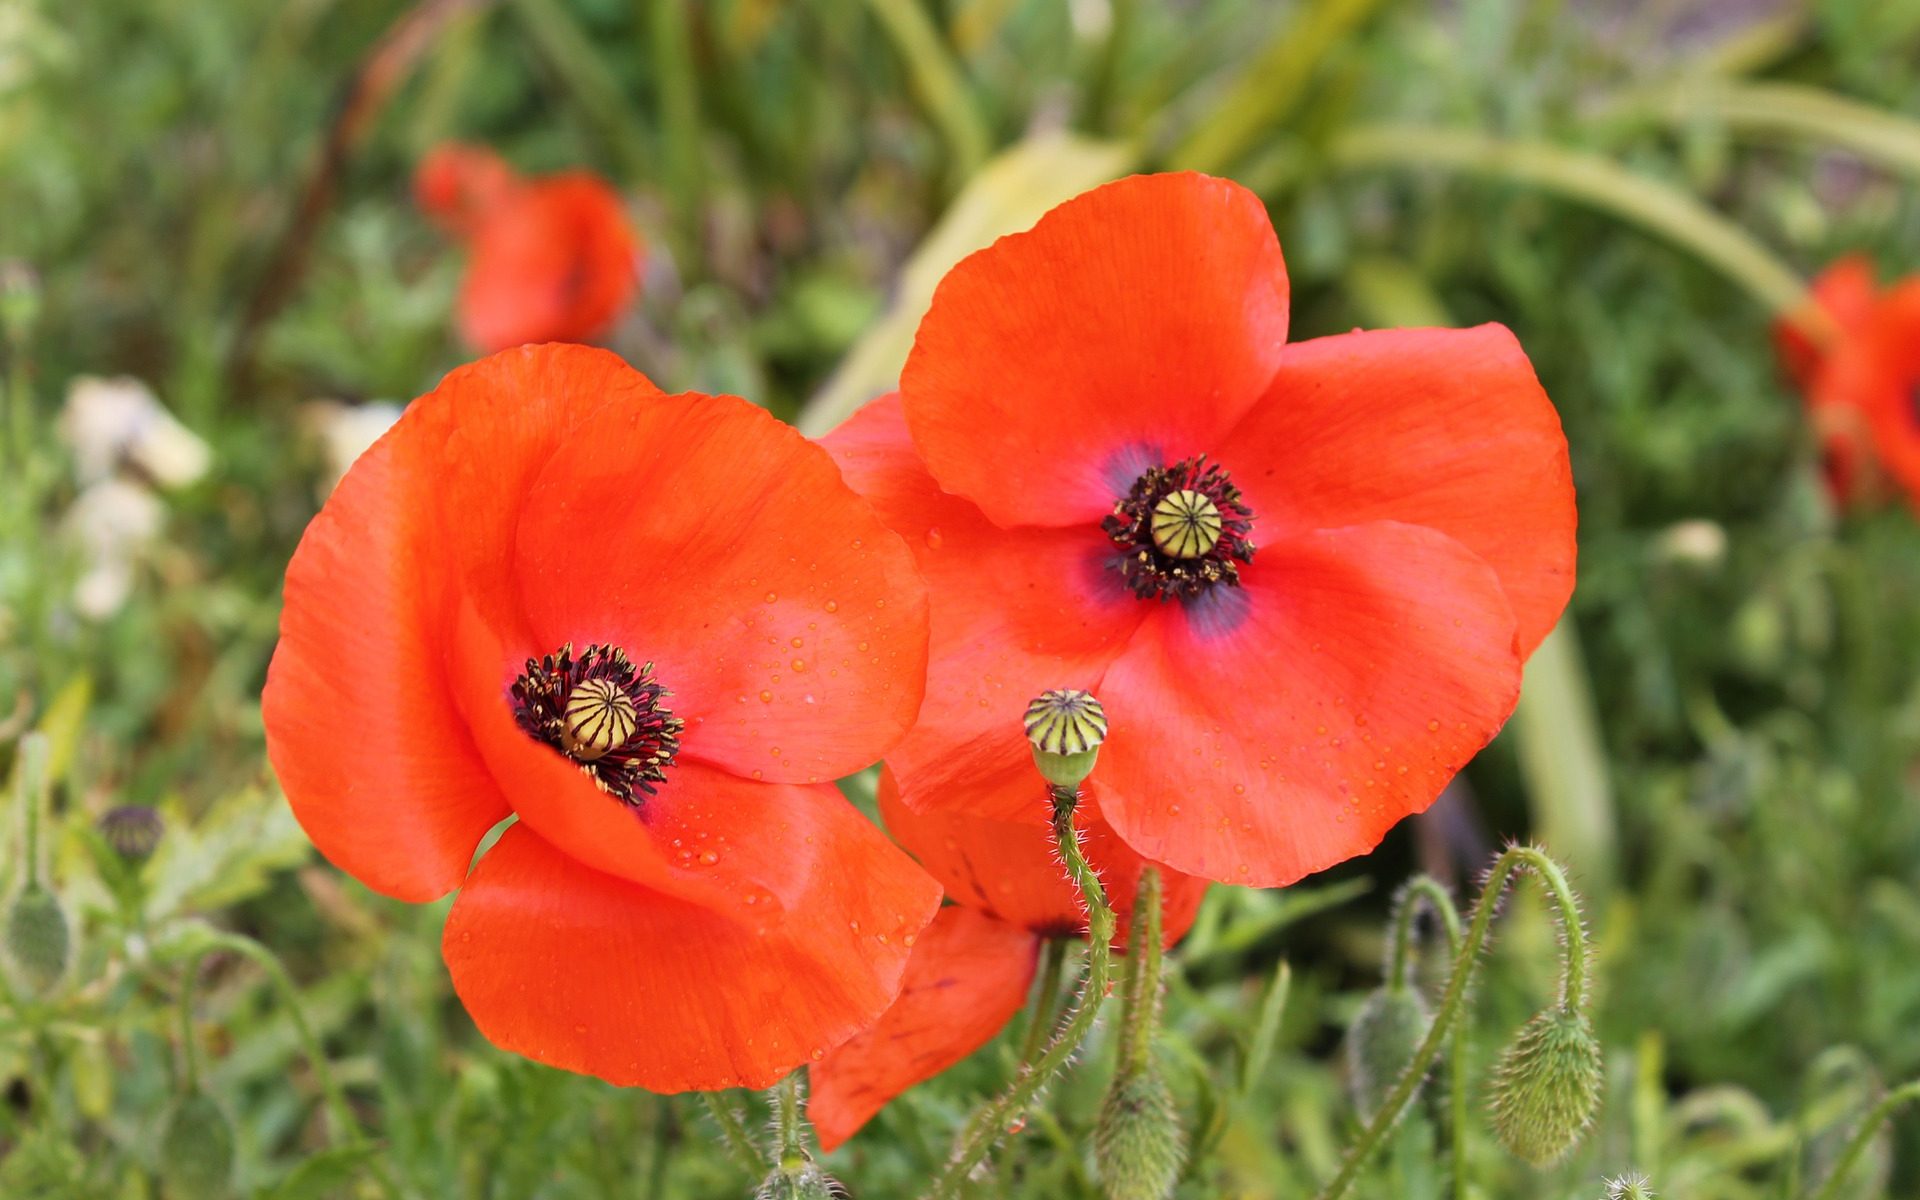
1081;0;1134;134
1381;876;1467;1199
700;1093;769;1175
1326;124;1830;347
1627;80;1920;179
1017;937;1070;1064
861;0;990;181
174;931;399;1197
921;785;1116;1200
14;733;47;889
774;1073;805;1168
644;0;705;257
643;1094;673;1200
1117;868;1164;1077
1314;847;1587;1200
1805;1080;1920;1200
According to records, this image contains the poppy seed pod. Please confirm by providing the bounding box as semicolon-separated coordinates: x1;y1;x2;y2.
1488;1008;1604;1165
4;883;70;996
1345;984;1433;1119
98;804;165;863
158;1092;235;1198
1094;1067;1186;1200
1024;689;1108;789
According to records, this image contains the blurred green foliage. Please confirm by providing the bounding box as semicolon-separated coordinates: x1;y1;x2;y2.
3;0;1920;1197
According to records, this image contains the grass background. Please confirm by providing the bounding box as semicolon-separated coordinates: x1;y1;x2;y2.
3;0;1920;1196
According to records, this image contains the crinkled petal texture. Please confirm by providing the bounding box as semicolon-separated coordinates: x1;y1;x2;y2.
1097;523;1523;886
901;172;1290;528
824;396;1144;824
809;905;1040;1151
878;770;1206;946
458;174;641;351
1231;325;1576;657
444;812;934;1092
266;344;940;1091
843;174;1572;890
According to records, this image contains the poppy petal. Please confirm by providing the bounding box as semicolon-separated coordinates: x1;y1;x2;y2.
809;906;1040;1151
1227;325;1575;656
458;174;640;351
443;814;941;1093
1839;279;1920;500
508;390;929;784
901;172;1289;529
443;595;905;919
1777;255;1878;385
823;396;1142;823
1096;522;1523;887
878;770;1208;946
264;407;509;903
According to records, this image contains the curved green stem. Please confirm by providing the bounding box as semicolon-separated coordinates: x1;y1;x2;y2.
699;1093;768;1175
1805;1080;1920;1200
173;931;399;1196
921;785;1115;1200
1314;847;1586;1200
1383;876;1468;1199
1326;124;1832;348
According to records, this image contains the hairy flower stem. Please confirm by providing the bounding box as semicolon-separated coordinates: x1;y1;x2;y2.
1315;847;1588;1200
1385;877;1468;1200
173;930;398;1197
1806;1080;1920;1200
700;1093;769;1175
921;784;1116;1200
774;1073;806;1168
1117;868;1165;1078
13;733;48;889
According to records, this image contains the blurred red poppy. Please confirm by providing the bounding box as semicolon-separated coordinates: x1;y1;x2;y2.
263;344;939;1092
824;172;1576;890
413;144;643;351
808;769;1207;1150
1776;258;1920;509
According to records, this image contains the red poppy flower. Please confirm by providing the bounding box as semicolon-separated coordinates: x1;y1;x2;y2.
263;344;941;1092
822;172;1576;890
808;769;1207;1150
1776;258;1920;509
413;145;643;352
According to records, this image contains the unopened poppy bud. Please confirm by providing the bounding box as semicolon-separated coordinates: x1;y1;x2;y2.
755;1163;847;1200
1024;688;1108;789
4;884;70;996
1345;984;1432;1119
98;804;165;863
158;1091;235;1198
1094;1068;1185;1200
1488;1008;1604;1165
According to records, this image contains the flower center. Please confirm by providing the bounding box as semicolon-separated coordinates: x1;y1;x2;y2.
1103;456;1255;601
511;642;683;805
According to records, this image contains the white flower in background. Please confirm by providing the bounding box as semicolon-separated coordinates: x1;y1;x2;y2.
59;375;210;488
56;375;209;620
64;479;163;620
302;400;401;496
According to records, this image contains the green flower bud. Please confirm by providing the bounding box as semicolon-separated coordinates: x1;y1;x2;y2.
1488;1008;1604;1166
1345;984;1432;1119
4;883;71;996
159;1092;236;1198
755;1163;847;1200
1604;1173;1656;1200
1024;689;1108;789
1094;1068;1186;1200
